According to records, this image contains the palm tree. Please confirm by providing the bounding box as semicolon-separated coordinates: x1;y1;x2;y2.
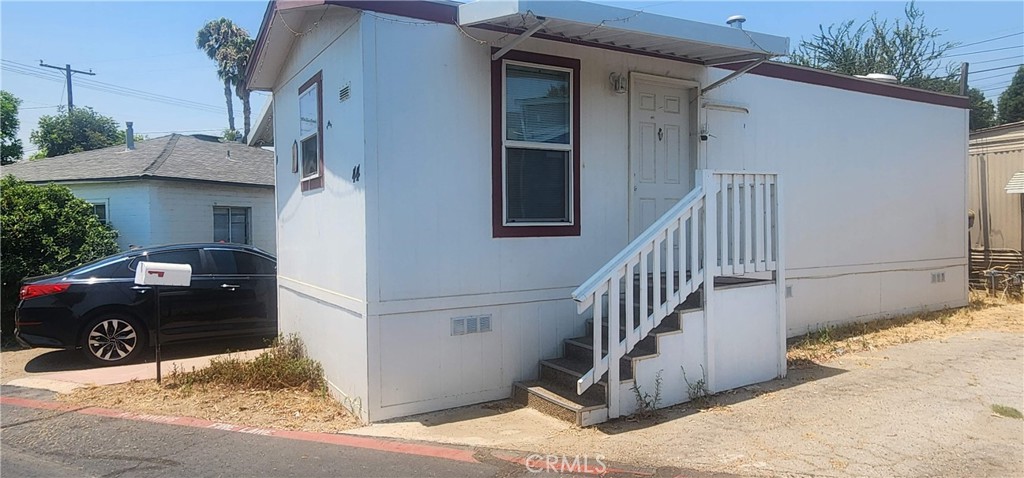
196;19;247;134
218;36;256;140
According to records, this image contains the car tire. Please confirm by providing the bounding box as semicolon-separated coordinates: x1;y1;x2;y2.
81;314;147;366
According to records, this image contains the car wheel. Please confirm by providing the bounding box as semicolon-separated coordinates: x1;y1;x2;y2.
81;314;146;366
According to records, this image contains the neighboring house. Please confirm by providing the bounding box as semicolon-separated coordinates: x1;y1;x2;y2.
2;133;276;253
246;0;969;424
969;121;1024;253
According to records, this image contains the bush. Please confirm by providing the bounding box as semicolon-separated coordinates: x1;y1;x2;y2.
0;175;120;336
170;335;326;392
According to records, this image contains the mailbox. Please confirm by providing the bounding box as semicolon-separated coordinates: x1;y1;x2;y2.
134;261;192;287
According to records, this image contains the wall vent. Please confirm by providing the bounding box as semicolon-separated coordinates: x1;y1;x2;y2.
931;272;946;283
451;315;492;336
785;285;793;298
339;84;351;102
451;318;466;336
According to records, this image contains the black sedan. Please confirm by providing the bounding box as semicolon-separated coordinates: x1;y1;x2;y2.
15;243;277;365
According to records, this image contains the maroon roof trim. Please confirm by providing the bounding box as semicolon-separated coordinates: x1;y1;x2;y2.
718;62;970;109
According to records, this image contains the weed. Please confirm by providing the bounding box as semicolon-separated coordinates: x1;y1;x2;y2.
169;334;325;393
991;404;1023;419
630;369;663;419
681;364;710;408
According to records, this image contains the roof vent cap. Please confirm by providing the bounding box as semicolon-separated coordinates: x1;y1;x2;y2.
726;15;746;29
856;73;899;84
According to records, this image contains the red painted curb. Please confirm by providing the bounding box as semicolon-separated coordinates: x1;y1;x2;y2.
0;395;478;464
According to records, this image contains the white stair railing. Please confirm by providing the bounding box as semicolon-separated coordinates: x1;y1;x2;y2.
570;170;780;418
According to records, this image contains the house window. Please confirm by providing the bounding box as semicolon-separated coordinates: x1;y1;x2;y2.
492;51;580;238
213;206;251;245
298;71;324;191
87;201;108;225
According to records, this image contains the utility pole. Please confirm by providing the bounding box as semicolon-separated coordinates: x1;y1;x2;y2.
959;62;969;96
39;61;95;110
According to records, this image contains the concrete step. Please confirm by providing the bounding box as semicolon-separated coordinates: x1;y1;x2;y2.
512;380;608;427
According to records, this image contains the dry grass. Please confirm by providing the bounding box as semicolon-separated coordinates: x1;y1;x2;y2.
787;292;1023;367
58;335;359;433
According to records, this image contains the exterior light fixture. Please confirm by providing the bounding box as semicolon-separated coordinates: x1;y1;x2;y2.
609;72;627;94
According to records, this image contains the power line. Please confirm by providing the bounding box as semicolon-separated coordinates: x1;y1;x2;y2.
944;45;1022;58
973;63;1023;74
948;32;1022;50
973;55;1022;65
1;60;225;115
972;70;1017;82
980;83;1012;93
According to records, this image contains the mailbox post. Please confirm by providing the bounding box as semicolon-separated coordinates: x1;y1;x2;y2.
133;261;192;383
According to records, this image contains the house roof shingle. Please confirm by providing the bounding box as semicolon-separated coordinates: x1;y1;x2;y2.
1;134;274;187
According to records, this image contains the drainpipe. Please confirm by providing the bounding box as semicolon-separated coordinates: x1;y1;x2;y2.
125;122;135;151
979;155;991;265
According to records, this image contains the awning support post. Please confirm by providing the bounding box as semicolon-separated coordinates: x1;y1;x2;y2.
491;19;551;61
702;58;767;94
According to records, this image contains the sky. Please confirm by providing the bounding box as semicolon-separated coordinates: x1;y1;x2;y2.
1;1;1022;158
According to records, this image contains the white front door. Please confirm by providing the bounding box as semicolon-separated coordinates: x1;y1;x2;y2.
630;79;693;239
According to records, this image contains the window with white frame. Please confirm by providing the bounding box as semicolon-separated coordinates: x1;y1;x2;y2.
298;71;323;191
492;52;580;238
213;206;251;244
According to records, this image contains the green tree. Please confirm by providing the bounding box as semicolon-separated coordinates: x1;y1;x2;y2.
788;2;994;130
790;2;954;83
197;18;251;135
0;176;120;336
1;90;24;164
997;66;1024;125
29;106;124;157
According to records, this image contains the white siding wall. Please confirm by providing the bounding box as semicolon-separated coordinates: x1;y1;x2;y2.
701;70;970;335
148;182;275;252
363;18;715;420
271;9;370;421
359;20;967;419
68;182;152;250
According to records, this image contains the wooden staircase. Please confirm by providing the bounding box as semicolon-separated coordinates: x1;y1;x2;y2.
512;171;784;426
512;280;703;426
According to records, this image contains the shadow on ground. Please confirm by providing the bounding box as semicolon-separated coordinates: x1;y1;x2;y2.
391;361;847;431
19;335;271;374
594;362;846;435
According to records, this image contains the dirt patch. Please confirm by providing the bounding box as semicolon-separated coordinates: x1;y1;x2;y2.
787;292;1022;366
55;336;360;433
58;380;359;433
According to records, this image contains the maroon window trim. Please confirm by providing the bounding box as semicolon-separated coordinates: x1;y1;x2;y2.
492;50;581;238
299;71;324;192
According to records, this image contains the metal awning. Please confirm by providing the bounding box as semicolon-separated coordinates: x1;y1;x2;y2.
459;0;790;66
1006;171;1024;194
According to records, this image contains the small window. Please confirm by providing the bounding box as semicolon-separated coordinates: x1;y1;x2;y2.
298;71;324;191
88;201;108;225
492;52;580;238
213;206;251;245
